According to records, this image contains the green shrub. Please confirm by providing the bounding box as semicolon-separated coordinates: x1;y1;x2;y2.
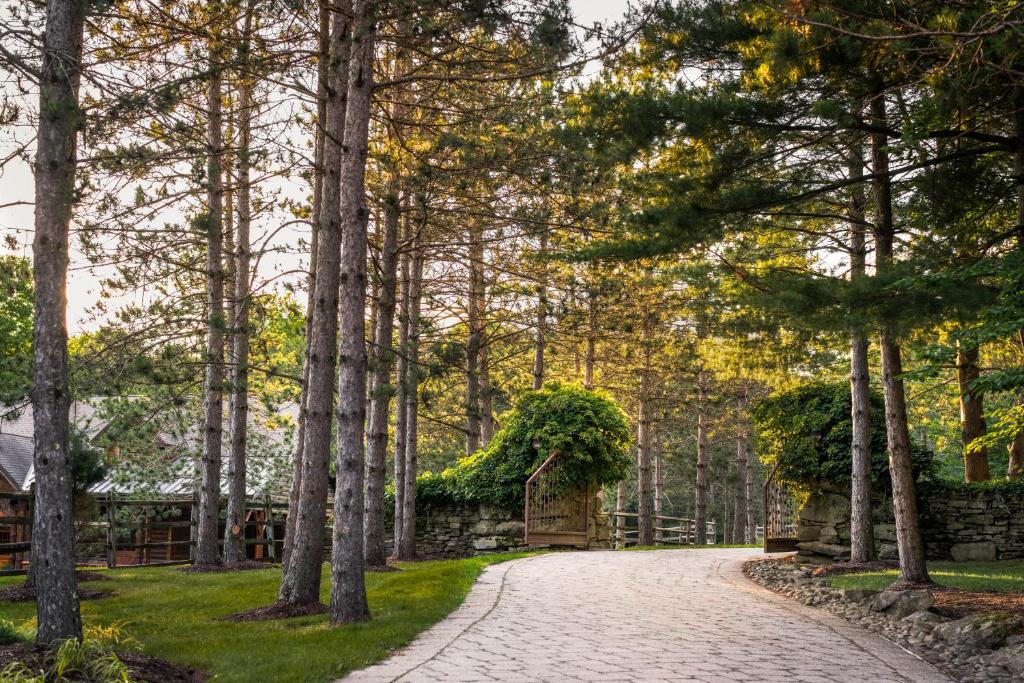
752;381;933;492
0;623;137;683
444;382;633;508
0;618;28;646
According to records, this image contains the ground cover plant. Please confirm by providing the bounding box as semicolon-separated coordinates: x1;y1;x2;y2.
0;553;532;683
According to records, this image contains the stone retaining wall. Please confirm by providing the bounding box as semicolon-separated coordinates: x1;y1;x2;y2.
385;501;527;559
796;484;1024;563
385;491;612;560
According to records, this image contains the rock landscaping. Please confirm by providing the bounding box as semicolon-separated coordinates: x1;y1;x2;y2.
745;558;1024;682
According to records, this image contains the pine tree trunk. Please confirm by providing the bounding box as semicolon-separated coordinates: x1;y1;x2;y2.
615;480;626;546
31;0;86;643
532;230;548;391
465;223;484;455
745;440;755;544
479;344;495;447
196;32;227;568
363;178;401;567
733;388;748;546
848;139;876;564
278;3;350;605
1010;97;1024;480
653;446;663;543
870;92;930;586
636;393;654;547
329;0;377;625
224;14;254;565
397;247;424;560
695;371;709;545
392;225;411;554
284;0;329;570
957;342;990;482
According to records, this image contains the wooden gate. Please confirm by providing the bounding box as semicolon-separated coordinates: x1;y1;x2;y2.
763;461;799;553
525;452;591;547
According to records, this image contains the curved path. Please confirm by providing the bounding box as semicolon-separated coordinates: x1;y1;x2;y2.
343;549;950;682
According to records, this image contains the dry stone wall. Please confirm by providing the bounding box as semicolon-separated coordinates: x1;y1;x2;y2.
795;484;1024;563
384;501;527;559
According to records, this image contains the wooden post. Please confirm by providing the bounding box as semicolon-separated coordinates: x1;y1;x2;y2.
105;492;116;569
23;487;35;571
263;494;276;561
189;491;198;563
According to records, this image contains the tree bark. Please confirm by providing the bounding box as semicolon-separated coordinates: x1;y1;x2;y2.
1010;95;1024;480
636;355;654;547
329;0;377;625
848;138;877;564
745;439;755;544
31;0;86;643
870;91;930;585
465;223;484;455
695;370;709;545
195;29;227;568
532;230;548;391
733;388;749;546
957;342;990;482
392;220;411;554
653;440;663;543
397;246;424;560
479;344;496;447
615;479;626;546
283;0;330;569
278;2;350;605
363;179;401;567
224;7;254;565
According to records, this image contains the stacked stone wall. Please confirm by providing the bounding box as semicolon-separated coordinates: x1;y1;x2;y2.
795;484;1024;563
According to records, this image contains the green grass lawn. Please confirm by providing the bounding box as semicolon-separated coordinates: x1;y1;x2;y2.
830;560;1024;593
0;553;533;682
621;544;760;551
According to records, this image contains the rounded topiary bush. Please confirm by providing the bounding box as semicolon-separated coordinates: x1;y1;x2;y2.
441;382;633;509
752;381;932;492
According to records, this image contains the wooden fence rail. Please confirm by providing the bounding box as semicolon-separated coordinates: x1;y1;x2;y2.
0;491;294;575
612;511;718;546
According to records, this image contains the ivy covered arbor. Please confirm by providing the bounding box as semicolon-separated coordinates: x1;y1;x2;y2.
400;383;633;547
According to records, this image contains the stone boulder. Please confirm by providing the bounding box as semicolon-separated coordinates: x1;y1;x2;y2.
950;541;996;562
991;643;1024;675
494;521;525;539
868;589;933;620
839;588;878;603
934;614;1024;652
795;541;851;560
799;493;851;525
901;611;947;631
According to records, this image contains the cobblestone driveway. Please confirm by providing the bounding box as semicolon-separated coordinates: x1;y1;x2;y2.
343;548;950;682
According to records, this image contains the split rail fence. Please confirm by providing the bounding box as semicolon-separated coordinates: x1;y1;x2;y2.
613;511;718;546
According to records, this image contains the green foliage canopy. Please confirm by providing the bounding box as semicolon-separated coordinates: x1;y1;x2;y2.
413;383;633;509
752;382;932;492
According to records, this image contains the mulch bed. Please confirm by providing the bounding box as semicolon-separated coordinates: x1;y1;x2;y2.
0;643;207;682
931;587;1024;619
223;601;328;622
0;585;114;603
75;570;109;582
810;560;900;577
178;561;274;573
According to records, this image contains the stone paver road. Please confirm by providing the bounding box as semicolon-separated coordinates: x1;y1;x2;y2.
343;548;951;682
